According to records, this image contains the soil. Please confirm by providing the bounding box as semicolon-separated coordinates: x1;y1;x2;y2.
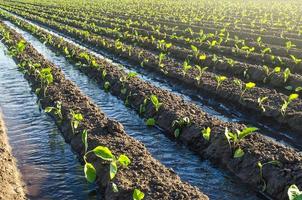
0;21;208;200
3;18;301;200
0;112;27;200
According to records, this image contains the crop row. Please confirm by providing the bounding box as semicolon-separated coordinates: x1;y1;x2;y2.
0;21;210;200
2;12;302;200
1;9;302;133
3;2;302;78
2;1;302;67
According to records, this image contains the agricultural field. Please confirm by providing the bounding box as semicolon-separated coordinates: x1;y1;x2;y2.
0;0;301;199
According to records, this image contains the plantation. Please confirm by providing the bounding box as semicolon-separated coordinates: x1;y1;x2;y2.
0;0;301;200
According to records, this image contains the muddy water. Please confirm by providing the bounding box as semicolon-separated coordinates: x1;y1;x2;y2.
0;43;102;199
3;15;301;151
5;21;265;200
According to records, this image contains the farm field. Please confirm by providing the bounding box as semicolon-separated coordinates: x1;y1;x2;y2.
0;0;301;200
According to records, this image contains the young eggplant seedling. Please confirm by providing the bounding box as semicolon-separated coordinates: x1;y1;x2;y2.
150;95;162;112
69;110;83;135
288;184;302;200
280;93;299;116
257;160;281;192
215;75;227;90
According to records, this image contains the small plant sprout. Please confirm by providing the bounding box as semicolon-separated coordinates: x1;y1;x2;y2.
263;66;281;83
150;95;162;112
69;110;83;134
283;68;291;83
182;60;192;76
104;81;111;92
172;117;191;138
195;65;208;84
146;118;156;126
199;54;207;61
133;189;145;200
82;131;131;184
224;127;258;158
288;185;302;200
45;101;63;119
280;93;299;116
9;40;27;57
139;98;148;115
290;55;302;65
258;96;269;112
240;82;256;99
201;127;211;141
120;71;137;94
257;160;281;192
38;67;54;97
191;45;199;58
285;41;296;52
215;75;227;90
158;52;166;68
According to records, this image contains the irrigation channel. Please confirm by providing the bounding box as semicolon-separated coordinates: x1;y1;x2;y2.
1;20;267;200
0;42;102;199
3;12;302;151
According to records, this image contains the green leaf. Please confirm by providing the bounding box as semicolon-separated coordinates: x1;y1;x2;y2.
191;45;198;52
150;95;159;106
133;189;145;200
112;182;119;193
82;129;88;153
44;107;53;113
174;128;180;138
288;184;302;200
274;67;281;73
202;127;211;141
238;127;258;139
118;154;131;167
146;118;156;126
84;162;96;183
295;87;302;92
289;93;299;102
199;54;207;60
92;146;114;161
233;148;245;158
110;161;118;180
245;82;256;90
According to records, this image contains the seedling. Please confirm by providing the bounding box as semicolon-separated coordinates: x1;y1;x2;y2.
285;41;296;52
283;68;291;83
280;93;299;116
191;45;199;58
8;40;27;57
119;71;137;94
158;52;166;68
240;82;256;99
224;127;258;158
288;185;302;200
150;95;162;112
82;130;131;184
258;96;269;112
45;101;63;119
172;117;191;138
257;160;281;191
104;81;111;92
139;98;148;115
146;118;156;126
69;110;83;134
263;66;281;83
201;127;211;141
290;55;302;65
195;65;208;85
182;60;192;76
215;75;227;90
38;67;54;97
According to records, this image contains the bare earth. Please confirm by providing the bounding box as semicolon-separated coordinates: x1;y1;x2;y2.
0;112;26;200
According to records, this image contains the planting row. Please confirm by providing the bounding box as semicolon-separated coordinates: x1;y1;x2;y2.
3;13;302;200
0;21;208;200
1;9;302;133
2;1;302;71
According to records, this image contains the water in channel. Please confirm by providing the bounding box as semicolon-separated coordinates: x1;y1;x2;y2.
5;21;264;200
0;42;102;199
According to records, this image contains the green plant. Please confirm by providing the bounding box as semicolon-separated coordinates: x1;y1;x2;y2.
288;185;302;200
182;60;192;76
201;127;211;141
104;81;111;92
240;82;256;99
38;67;54;97
150;95;162;112
158;52;166;68
224;127;258;158
290;55;302;65
172;117;191;138
263;66;281;83
70;110;83;134
257;96;269;112
120;72;137;94
191;45;199;58
133;189;145;200
283;68;291;83
280;93;299;116
82;130;131;184
285;41;296;52
215;75;227;90
195;65;208;84
139;98;148;115
9;39;27;56
146;118;156;126
45;101;63;119
257;160;281;191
